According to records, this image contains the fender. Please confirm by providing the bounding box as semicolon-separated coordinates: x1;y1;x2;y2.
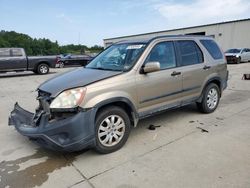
36;61;52;67
93;97;139;127
197;76;222;103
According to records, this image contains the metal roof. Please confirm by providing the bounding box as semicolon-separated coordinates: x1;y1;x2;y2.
116;35;212;45
104;18;250;41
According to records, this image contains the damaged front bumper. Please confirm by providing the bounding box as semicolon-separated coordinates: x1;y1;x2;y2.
8;103;96;152
226;56;239;64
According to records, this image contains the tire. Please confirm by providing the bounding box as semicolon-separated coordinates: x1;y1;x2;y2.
37;63;49;74
94;106;131;154
59;62;64;68
196;83;220;114
236;57;241;64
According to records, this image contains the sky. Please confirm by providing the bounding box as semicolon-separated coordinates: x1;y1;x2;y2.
1;0;250;47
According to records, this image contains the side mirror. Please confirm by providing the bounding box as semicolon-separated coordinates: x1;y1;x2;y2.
142;62;160;74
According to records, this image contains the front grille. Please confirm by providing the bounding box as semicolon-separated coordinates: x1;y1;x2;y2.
226;56;237;63
38;89;51;99
32;90;52;125
37;89;52;113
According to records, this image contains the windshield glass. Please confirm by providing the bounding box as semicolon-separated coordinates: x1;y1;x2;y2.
226;49;241;53
86;43;146;71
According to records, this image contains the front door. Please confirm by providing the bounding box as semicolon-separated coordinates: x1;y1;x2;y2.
0;48;11;71
241;48;250;62
9;48;27;70
136;41;182;117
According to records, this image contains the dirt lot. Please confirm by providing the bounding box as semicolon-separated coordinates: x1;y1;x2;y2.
0;64;250;188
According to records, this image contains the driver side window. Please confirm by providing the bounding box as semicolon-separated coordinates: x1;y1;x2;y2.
145;41;176;70
243;49;250;53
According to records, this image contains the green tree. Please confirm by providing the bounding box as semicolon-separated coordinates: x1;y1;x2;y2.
0;30;104;55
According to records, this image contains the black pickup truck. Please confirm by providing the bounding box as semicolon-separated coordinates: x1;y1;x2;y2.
0;48;57;74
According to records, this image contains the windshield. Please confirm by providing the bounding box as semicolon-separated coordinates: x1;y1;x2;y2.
226;49;241;53
86;43;146;71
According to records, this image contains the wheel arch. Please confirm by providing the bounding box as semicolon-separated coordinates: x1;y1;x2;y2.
35;61;51;69
94;97;139;127
197;77;222;103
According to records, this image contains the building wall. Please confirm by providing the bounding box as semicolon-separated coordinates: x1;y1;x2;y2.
103;19;250;51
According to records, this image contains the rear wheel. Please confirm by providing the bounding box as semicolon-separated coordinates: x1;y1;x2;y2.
197;83;220;113
59;61;64;68
95;106;131;154
37;63;49;74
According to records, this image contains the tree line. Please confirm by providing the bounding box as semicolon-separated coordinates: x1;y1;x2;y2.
0;30;104;56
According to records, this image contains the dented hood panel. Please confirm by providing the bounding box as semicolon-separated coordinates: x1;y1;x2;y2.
38;68;122;97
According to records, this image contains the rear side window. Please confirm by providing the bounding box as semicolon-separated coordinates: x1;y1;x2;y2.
200;39;223;60
0;49;11;57
176;40;203;66
12;49;23;57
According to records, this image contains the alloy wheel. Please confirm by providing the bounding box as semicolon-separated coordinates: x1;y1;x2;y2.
206;88;218;109
40;65;48;74
98;115;125;147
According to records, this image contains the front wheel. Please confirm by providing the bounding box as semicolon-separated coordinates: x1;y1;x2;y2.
95;106;131;154
37;63;49;74
197;83;220;113
236;57;241;64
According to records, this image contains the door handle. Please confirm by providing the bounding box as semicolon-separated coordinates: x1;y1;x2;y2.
203;65;211;70
171;71;181;76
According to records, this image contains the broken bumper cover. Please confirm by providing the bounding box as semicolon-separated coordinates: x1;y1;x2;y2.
8;103;96;152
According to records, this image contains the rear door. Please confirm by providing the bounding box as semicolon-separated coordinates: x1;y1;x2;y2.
175;40;209;104
136;41;183;116
241;48;250;61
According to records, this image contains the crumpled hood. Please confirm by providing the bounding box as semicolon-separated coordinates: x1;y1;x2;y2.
38;68;122;97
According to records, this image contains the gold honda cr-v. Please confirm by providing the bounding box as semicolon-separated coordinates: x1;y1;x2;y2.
9;35;228;153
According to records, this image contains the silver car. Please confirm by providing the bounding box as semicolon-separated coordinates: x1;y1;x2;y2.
225;48;250;64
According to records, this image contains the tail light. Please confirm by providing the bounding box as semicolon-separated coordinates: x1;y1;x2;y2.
55;57;60;64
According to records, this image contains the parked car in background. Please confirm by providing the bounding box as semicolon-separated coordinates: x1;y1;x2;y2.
9;36;228;154
225;48;250;64
56;54;93;68
0;48;57;74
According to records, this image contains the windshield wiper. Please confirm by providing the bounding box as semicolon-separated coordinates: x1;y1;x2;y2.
86;67;122;72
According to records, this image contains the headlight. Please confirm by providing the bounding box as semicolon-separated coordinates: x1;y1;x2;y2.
50;87;86;109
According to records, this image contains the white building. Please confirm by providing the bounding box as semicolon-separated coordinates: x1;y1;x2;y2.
103;18;250;51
